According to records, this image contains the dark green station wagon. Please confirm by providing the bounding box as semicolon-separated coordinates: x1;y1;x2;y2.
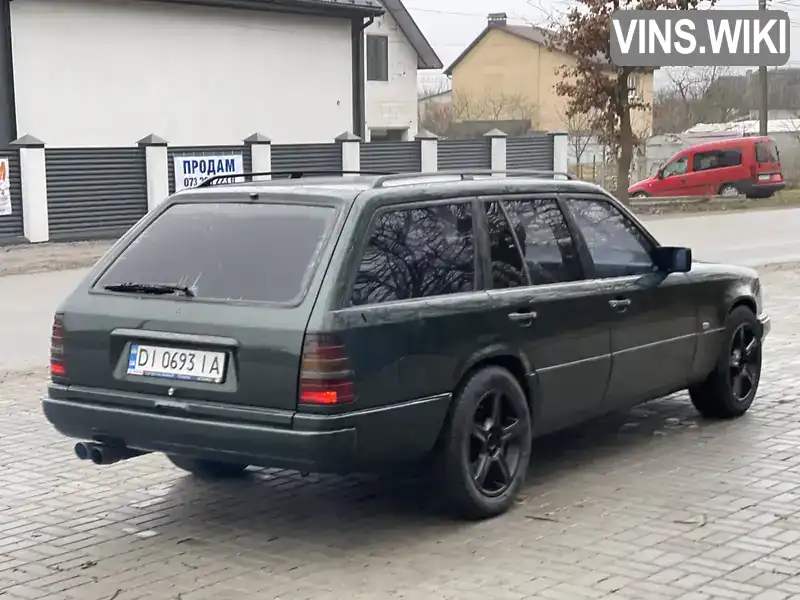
43;170;771;519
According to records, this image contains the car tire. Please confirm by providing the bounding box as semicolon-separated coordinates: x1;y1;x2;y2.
631;192;649;199
719;184;740;197
436;366;532;520
167;455;249;479
689;306;762;419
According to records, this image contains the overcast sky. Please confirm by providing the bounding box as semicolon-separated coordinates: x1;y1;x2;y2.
406;0;800;91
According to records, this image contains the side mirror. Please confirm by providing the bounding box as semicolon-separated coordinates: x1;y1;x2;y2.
652;246;692;273
656;168;664;179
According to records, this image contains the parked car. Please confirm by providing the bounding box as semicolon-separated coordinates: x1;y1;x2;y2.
44;169;770;520
629;136;785;199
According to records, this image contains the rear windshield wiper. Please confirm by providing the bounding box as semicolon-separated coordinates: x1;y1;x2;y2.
103;282;195;297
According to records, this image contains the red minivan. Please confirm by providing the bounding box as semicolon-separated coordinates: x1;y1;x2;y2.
629;136;785;199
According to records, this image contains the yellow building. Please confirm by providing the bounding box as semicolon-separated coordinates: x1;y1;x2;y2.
444;13;655;137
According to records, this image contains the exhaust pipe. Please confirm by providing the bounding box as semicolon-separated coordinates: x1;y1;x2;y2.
74;441;99;460
74;442;145;465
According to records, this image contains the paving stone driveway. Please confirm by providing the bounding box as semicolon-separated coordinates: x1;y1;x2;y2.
1;268;800;600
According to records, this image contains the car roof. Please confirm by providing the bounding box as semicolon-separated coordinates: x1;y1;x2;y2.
168;171;612;207
686;136;774;153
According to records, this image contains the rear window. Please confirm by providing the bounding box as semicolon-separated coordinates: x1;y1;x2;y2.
96;202;336;304
755;141;780;163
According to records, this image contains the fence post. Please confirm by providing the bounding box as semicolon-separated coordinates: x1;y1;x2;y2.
137;134;168;212
336;131;361;174
485;129;507;175
11;134;48;243
415;129;438;173
550;131;569;174
244;133;271;180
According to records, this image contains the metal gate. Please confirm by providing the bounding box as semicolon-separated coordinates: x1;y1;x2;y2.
168;146;252;194
46;148;148;241
360;142;421;173
506;135;555;171
0;150;23;243
271;144;342;173
437;139;491;170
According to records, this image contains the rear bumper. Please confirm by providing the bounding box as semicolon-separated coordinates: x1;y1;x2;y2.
746;181;786;196
42;389;450;473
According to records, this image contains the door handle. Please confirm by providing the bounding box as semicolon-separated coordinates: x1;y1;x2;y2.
608;298;631;312
508;311;537;324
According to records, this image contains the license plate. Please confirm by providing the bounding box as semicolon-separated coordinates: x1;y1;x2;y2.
758;174;772;181
127;344;226;383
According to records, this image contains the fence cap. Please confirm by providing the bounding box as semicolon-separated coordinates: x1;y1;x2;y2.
244;132;271;144
137;134;168;147
549;130;569;136
11;134;44;148
483;129;508;138
415;129;439;140
335;131;362;142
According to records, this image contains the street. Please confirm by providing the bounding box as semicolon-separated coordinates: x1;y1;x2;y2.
645;207;800;267
1;209;800;599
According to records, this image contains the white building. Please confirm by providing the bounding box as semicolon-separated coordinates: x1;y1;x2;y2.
363;0;441;141
0;0;441;147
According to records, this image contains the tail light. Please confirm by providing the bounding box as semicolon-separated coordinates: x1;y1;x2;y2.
298;333;355;405
50;313;66;380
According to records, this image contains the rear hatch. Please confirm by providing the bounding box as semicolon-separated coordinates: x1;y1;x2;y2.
56;198;340;412
754;138;783;184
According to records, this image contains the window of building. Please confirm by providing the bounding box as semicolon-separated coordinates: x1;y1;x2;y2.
366;35;389;82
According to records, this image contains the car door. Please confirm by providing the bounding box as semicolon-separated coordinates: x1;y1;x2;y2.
691;148;742;196
478;195;612;432
653;153;690;196
683;150;718;196
561;195;699;412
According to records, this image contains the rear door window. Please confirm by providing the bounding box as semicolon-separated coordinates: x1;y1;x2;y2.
350;202;475;306
755;141;779;163
485;198;583;287
96;202;336;304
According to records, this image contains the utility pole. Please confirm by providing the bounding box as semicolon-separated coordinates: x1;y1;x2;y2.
759;0;768;136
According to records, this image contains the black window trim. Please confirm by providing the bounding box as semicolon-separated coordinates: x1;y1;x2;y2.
88;198;344;309
339;197;484;309
475;193;587;290
557;192;661;281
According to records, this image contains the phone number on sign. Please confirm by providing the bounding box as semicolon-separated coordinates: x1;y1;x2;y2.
183;176;239;188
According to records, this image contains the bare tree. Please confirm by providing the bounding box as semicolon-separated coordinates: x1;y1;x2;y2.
419;88;539;138
653;67;741;134
558;108;597;166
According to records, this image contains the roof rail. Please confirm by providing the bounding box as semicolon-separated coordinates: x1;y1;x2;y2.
196;170;392;188
371;169;574;188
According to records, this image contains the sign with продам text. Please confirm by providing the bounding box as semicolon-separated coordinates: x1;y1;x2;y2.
0;158;11;216
173;154;244;191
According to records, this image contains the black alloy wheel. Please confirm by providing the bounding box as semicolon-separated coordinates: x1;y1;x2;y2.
729;322;761;402
468;389;525;498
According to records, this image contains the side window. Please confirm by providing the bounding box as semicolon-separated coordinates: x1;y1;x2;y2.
693;149;742;172
500;198;583;285
484;201;528;289
720;148;742;167
565;198;655;278
350;203;475;306
693;151;719;172
662;156;688;177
